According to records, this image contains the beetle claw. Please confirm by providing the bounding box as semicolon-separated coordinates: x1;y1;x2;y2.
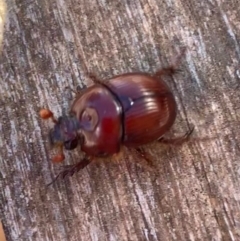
158;126;194;145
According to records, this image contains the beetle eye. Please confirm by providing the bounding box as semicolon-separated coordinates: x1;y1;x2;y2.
80;107;98;131
64;138;78;150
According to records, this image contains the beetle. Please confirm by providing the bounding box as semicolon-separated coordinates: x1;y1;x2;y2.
40;50;193;184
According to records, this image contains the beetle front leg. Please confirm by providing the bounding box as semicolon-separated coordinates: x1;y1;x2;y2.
47;156;93;186
158;126;194;145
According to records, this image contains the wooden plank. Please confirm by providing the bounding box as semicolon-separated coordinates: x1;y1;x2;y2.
0;221;6;241
0;0;240;240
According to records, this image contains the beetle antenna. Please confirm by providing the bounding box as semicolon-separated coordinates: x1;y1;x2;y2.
52;146;65;163
47;156;93;186
39;108;58;123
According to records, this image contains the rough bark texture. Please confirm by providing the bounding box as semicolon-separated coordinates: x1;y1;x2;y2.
0;0;240;240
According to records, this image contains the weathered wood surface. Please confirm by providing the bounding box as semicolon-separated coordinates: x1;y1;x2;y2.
0;0;240;240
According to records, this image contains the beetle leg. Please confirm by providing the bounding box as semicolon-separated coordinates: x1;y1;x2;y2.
158;126;194;145
87;72;102;85
47;156;93;186
64;86;77;95
154;47;186;78
86;72;111;86
64;86;88;100
154;66;178;77
130;147;157;171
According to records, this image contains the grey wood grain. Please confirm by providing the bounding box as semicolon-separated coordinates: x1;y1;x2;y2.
0;0;240;240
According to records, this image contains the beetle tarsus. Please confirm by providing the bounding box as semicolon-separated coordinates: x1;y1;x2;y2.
47;157;92;186
158;126;194;145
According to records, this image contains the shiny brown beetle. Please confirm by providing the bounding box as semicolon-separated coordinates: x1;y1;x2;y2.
40;50;193;184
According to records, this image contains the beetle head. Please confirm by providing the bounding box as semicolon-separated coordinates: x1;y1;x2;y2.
40;109;82;162
49;115;80;150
